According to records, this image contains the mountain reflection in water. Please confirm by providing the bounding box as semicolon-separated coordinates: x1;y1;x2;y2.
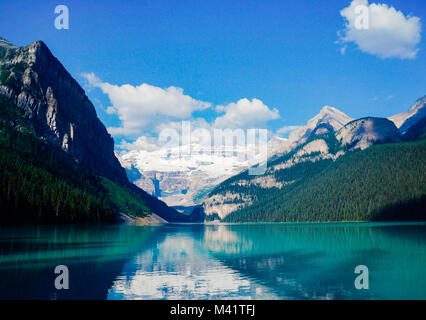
0;222;425;300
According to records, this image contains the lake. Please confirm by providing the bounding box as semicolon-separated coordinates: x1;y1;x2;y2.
0;222;425;300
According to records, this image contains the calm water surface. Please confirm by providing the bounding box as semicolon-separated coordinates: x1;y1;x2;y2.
0;222;425;300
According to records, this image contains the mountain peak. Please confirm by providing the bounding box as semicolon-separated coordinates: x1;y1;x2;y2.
0;38;128;185
306;105;353;133
389;95;426;133
317;105;352;121
270;106;353;156
319;105;339;114
31;40;49;50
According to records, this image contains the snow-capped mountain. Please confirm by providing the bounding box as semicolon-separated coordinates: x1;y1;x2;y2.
118;141;267;207
118;100;425;210
118;106;353;207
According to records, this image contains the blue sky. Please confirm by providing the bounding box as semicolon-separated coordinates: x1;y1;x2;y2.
0;0;425;143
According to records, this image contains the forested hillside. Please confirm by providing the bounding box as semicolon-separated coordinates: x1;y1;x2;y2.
224;139;426;222
0;95;151;223
0;38;203;224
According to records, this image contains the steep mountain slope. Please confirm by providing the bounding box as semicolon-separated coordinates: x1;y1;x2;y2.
389;96;426;135
0;37;198;223
202;113;414;221
0;95;150;223
224;140;426;222
336;117;401;150
270;106;353;156
402;116;426;141
0;38;126;184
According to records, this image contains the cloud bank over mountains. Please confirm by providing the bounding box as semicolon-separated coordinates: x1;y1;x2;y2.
82;73;283;150
82;72;212;136
338;0;421;59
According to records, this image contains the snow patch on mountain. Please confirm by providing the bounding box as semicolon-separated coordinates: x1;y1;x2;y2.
119;141;267;206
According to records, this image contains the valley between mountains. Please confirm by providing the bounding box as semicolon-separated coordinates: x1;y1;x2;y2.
0;36;425;224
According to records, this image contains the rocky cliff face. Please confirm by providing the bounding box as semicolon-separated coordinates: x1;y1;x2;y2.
0;38;127;184
336;117;402;151
389;96;426;136
269;106;353;157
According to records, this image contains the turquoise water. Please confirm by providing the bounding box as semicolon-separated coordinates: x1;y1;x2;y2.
0;222;425;300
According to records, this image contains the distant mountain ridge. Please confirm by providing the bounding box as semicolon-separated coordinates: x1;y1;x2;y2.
119;105;353;208
202;98;426;222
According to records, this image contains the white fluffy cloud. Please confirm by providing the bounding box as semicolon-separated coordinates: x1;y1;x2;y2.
338;0;421;59
82;73;211;136
118;135;159;152
214;98;280;129
84;72;281;137
83;73;282;172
